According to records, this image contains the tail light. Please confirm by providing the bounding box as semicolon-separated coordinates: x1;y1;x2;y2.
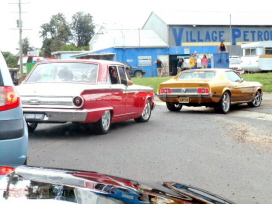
0;86;20;111
73;96;84;107
0;166;15;175
160;88;172;94
197;88;210;94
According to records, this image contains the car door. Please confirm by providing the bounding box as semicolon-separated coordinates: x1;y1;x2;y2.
109;65;127;120
117;66;139;116
226;71;253;102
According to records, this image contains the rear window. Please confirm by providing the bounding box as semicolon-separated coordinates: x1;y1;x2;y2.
178;71;216;80
26;62;98;83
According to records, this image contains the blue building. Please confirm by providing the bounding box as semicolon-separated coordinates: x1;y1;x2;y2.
69;11;272;77
72;28;168;77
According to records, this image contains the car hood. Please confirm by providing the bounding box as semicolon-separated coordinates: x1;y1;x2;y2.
16;83;95;97
0;165;235;204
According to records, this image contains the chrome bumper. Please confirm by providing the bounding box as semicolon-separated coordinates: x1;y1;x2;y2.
156;93;213;99
23;108;88;122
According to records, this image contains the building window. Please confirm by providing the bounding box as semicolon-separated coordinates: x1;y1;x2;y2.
265;47;272;55
245;48;256;56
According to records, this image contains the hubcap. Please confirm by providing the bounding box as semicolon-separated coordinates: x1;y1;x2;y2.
142;101;151;120
253;92;262;106
101;111;111;130
222;93;230;112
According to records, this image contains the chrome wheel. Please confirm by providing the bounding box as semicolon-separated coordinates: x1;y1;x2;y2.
93;110;111;135
248;90;262;107
101;110;111;130
134;71;143;77
214;92;230;114
135;99;152;122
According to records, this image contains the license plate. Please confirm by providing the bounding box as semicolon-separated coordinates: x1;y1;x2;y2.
179;97;189;103
24;113;44;120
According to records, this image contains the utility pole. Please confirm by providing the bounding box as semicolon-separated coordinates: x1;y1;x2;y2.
229;14;232;56
19;0;23;78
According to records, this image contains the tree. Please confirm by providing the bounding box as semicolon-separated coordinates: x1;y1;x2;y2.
60;43;89;51
71;12;95;47
39;12;95;57
40;38;53;57
39;13;72;55
22;37;31;55
3;52;19;68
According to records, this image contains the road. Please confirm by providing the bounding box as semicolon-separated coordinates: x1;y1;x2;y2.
27;93;272;204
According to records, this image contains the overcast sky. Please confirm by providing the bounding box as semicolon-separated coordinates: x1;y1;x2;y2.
0;0;270;54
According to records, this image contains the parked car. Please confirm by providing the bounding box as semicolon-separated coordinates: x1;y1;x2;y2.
157;69;262;114
122;62;146;77
17;59;155;134
0;165;236;204
229;55;244;75
0;51;28;165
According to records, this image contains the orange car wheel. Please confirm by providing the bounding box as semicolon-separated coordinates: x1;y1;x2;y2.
214;92;231;114
248;90;262;107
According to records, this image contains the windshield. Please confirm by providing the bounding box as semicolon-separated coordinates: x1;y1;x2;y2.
26;62;98;83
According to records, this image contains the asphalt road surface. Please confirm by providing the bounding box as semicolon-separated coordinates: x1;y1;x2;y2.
27;93;272;204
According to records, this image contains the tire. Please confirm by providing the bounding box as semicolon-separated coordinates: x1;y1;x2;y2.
93;110;111;135
134;99;152;122
27;122;38;132
214;91;231;114
134;71;143;78
166;102;182;111
248;90;262;107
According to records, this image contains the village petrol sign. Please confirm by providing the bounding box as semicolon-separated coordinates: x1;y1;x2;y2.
172;27;272;46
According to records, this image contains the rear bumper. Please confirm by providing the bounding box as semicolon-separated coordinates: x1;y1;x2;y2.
157;93;213;99
0;118;24;140
156;93;221;104
23;108;88;122
0;120;28;165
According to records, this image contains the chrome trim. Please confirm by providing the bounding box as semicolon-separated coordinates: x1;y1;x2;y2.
157;93;213;99
23;108;88;122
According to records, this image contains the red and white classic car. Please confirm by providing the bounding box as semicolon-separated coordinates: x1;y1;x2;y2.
17;59;155;134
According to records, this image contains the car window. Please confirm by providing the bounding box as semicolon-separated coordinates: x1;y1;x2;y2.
178;71;215;80
117;66;127;81
26;63;98;83
109;65;128;85
226;71;242;82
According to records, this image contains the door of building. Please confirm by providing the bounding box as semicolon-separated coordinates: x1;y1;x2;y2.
158;55;169;76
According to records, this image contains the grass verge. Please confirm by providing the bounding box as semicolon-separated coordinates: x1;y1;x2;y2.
132;72;272;92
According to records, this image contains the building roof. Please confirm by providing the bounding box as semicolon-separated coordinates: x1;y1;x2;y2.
146;11;272;26
51;51;84;55
241;41;272;48
90;29;168;50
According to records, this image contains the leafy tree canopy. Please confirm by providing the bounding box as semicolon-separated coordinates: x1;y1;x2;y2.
39;12;95;57
71;12;95;47
3;52;19;68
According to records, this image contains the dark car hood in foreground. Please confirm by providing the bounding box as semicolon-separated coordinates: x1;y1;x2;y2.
0;165;235;204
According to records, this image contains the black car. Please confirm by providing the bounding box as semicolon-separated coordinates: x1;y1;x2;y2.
122;62;146;78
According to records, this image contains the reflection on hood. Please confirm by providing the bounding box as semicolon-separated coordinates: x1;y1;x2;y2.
0;166;235;204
